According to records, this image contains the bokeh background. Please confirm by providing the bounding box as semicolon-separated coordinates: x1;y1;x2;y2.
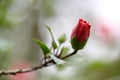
0;0;120;80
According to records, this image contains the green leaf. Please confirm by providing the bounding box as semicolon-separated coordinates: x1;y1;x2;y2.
52;41;57;49
50;54;66;65
58;34;66;44
45;25;54;39
45;25;58;49
33;39;50;54
60;47;69;57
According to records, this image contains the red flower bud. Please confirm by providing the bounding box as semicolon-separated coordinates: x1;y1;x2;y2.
71;19;91;50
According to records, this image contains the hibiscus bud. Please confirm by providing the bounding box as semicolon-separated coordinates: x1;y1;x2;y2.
71;19;91;51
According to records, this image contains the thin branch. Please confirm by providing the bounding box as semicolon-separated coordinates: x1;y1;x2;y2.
0;50;77;76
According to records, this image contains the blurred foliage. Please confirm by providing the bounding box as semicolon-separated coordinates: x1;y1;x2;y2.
0;39;12;68
0;0;12;28
0;39;12;80
40;0;55;19
80;59;120;80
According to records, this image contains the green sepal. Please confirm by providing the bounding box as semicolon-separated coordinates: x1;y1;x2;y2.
58;34;66;44
71;36;87;51
50;54;66;65
33;39;50;54
45;25;58;49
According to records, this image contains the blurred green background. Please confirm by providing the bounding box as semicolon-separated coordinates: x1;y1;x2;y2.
0;0;120;80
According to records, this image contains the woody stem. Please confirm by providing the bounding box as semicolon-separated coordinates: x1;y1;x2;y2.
0;50;78;76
